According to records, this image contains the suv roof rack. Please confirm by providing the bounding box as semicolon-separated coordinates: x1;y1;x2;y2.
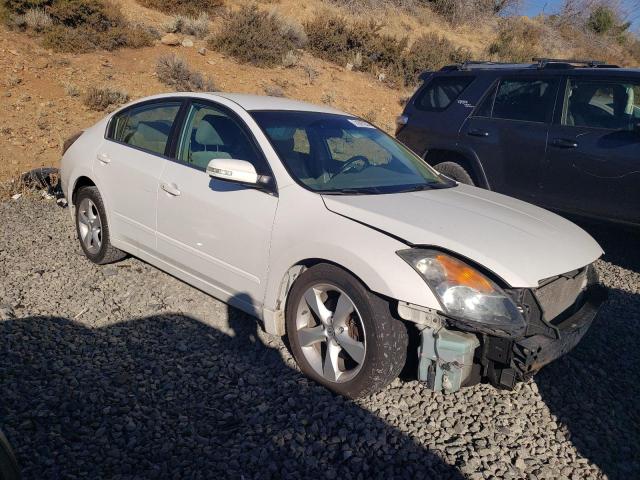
438;58;620;72
440;61;531;71
532;57;620;69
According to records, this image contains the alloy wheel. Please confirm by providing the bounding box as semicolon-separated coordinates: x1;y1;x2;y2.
77;197;102;254
295;284;366;383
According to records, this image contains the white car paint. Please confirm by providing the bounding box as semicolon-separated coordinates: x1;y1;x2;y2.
60;92;603;335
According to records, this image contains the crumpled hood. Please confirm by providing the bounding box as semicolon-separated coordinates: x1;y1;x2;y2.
322;184;603;287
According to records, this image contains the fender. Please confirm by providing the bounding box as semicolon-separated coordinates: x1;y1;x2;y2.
260;188;440;335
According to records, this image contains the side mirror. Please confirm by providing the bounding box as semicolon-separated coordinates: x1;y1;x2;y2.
207;158;259;185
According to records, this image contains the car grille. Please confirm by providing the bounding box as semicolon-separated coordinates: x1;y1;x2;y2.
534;267;589;322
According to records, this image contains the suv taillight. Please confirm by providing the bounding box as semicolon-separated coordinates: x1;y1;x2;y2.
62;131;83;155
395;115;408;135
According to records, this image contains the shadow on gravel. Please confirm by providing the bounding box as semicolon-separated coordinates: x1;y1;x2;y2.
536;286;640;479
0;302;463;479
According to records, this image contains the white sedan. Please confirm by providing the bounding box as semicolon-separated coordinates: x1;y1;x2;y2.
60;93;606;398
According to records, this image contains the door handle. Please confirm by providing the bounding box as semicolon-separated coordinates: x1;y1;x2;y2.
96;153;111;164
467;129;490;137
161;182;181;197
550;138;578;149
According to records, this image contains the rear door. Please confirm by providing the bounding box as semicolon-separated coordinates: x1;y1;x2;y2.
95;99;183;252
541;76;640;224
460;76;560;202
155;99;278;308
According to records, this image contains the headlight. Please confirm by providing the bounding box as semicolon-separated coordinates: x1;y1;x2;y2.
397;249;524;330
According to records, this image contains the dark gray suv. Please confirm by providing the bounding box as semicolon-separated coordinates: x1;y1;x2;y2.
396;59;640;226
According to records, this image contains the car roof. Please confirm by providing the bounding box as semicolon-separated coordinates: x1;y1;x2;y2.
125;92;349;116
212;93;347;114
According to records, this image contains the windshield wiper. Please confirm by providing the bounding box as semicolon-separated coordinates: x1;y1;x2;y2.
321;187;384;195
399;181;453;193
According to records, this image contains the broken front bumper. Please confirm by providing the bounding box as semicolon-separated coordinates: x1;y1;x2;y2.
481;284;608;389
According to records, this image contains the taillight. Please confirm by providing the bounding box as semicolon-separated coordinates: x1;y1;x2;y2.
62;131;83;155
395;115;408;135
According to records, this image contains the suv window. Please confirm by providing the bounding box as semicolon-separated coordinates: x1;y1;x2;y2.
177;102;264;171
493;78;557;123
108;102;182;156
564;78;640;130
414;76;474;111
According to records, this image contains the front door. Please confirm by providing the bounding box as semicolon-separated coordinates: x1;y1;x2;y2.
460;77;560;203
156;100;279;309
95;100;183;251
542;77;640;224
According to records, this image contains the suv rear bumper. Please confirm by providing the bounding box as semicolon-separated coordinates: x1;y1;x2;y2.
481;284;607;389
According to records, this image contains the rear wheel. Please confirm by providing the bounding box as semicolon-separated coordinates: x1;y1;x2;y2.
434;161;475;186
286;264;408;398
75;186;126;265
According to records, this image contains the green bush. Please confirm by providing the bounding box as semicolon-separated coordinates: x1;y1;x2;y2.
587;5;616;35
137;0;222;16
209;4;301;67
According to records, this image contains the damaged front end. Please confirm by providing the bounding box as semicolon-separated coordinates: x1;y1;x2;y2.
398;264;607;393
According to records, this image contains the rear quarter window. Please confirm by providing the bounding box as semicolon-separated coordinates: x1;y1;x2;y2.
414;76;474;111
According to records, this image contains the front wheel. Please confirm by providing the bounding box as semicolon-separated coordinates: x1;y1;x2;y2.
285;264;408;398
434;161;475;186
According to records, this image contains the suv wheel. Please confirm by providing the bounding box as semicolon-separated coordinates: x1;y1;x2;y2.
434;161;475;186
75;186;126;265
286;264;408;398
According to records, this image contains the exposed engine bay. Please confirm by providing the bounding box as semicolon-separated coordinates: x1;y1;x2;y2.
398;264;607;393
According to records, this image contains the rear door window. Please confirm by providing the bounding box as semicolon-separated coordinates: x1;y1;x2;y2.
108;101;182;156
414;76;474;111
492;78;558;123
563;78;640;130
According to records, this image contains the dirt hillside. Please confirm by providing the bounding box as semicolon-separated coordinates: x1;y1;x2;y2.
0;0;637;189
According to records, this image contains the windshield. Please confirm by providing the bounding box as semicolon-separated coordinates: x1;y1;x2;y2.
251;111;452;194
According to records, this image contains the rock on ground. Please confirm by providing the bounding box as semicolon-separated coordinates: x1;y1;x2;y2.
0;198;638;479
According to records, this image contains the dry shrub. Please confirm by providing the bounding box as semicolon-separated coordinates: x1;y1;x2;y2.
137;0;222;16
306;11;467;85
3;0;154;52
282;49;298;67
156;54;216;91
84;86;129;111
401;33;470;83
430;0;520;24
165;13;210;38
264;85;285;97
209;4;304;66
488;17;545;62
15;7;51;30
305;12;406;78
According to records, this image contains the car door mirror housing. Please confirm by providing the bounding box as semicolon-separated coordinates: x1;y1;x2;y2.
207;158;259;185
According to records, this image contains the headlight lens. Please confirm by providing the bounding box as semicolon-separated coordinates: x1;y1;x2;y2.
398;249;524;328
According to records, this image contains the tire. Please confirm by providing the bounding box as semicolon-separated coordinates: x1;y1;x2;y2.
285;264;408;398
0;429;20;480
434;161;475;186
75;186;126;265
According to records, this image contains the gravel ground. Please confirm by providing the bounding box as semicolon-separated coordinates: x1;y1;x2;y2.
0;198;638;480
